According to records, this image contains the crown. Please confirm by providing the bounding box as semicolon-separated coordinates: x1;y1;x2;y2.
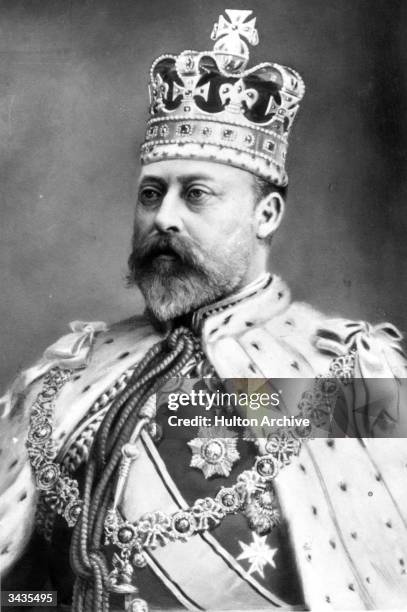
140;9;305;186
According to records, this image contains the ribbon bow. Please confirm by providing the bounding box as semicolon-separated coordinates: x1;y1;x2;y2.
0;320;107;418
316;319;406;436
43;320;107;367
315;320;402;363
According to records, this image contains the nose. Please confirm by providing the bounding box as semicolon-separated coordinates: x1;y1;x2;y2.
154;188;184;234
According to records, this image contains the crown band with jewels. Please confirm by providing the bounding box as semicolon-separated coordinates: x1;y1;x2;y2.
140;9;305;186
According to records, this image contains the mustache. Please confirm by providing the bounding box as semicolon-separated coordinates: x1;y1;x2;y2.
128;233;204;275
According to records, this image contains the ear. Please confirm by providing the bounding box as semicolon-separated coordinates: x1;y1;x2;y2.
255;192;285;240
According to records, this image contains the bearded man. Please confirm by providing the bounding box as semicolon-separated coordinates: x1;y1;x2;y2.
1;9;407;612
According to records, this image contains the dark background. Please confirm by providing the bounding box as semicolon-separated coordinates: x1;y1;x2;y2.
1;0;406;391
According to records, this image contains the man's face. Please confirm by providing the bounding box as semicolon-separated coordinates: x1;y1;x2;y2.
128;159;260;322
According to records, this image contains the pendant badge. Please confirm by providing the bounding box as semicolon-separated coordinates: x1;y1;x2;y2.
244;482;280;535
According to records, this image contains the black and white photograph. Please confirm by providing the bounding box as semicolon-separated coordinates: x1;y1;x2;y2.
0;1;406;611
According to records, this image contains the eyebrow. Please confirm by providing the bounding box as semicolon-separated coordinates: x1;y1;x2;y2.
177;174;217;185
139;173;217;189
138;176;167;189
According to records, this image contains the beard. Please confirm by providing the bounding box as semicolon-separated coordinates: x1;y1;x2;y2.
127;229;252;322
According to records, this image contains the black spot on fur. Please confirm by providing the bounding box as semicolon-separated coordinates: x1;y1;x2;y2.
383;326;400;338
316;329;342;343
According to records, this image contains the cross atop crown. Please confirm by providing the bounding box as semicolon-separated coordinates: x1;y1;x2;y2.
211;9;259;73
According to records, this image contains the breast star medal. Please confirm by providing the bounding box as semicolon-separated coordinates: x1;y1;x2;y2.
187;426;240;479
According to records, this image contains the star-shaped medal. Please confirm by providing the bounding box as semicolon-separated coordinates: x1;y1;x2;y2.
187;426;239;479
237;533;278;578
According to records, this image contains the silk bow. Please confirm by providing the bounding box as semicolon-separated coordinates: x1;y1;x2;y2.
0;320;107;418
316;320;406;436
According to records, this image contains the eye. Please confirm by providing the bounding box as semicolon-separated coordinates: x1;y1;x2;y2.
185;186;210;203
139;187;162;206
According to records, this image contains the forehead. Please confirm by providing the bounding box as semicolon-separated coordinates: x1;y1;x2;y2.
139;159;255;187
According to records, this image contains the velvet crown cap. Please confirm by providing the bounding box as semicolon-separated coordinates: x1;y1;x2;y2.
140;9;305;186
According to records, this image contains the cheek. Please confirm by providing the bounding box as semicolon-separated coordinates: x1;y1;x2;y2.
133;208;153;238
185;197;255;251
225;222;255;255
215;209;255;245
194;219;254;258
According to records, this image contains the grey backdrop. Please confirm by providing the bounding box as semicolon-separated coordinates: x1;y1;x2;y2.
1;0;406;391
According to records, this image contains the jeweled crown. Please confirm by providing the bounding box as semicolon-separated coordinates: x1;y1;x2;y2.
140;9;305;186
